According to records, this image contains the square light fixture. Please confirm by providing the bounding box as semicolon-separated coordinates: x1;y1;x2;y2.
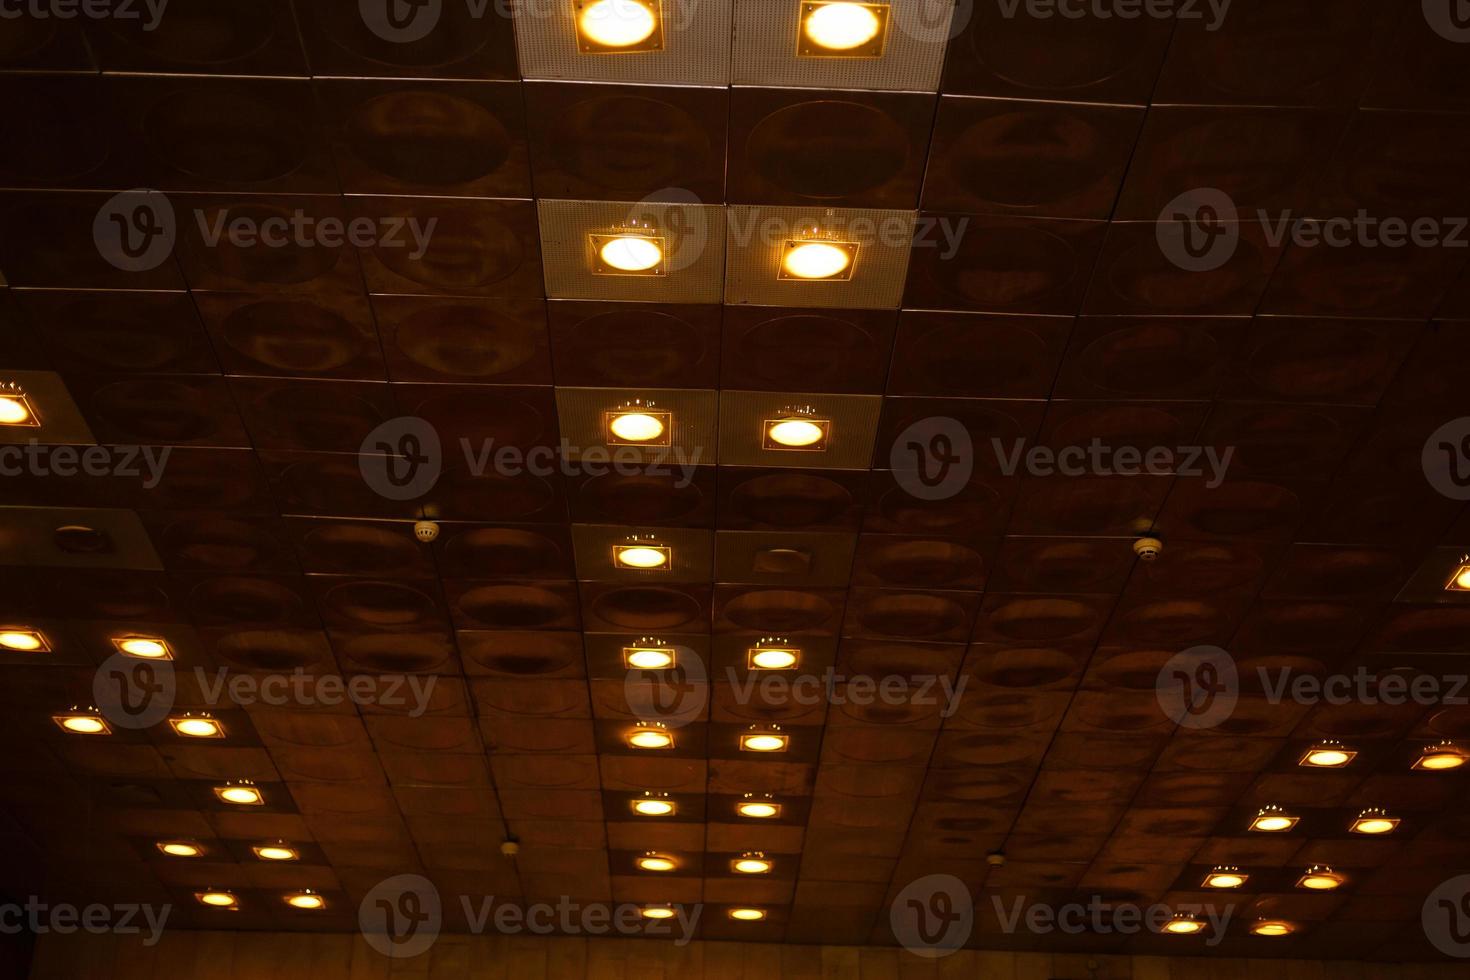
1202;866;1247;889
573;0;664;52
169;715;224;739
1248;806;1298;833
196;890;238;909
111;635;172;660
732;852;772;875
1163;914;1204;935
763;412;831;451
631;793;676;816
1299;741;1356;768
736;795;780;819
778;240;859;281
214;783;264;806
747;643;799;670
637;852;679;872
53;711;110;735
624;645;676;670
605;407;672;447
1296;866;1344;891
627;723;674;749
1349;809;1399;835
1251;920;1295;937
729;907;768;921
591;233;668;276
0;387;39;427
797;2;890;57
253;843;300;862
739;726;789;753
1446;563;1470;592
1413;741;1468;771
0;629;49;653
285;891;326;910
157;841;204;858
614;542;671;570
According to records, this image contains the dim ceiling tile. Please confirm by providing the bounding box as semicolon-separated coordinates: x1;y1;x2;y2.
18;290;220;376
293;0;519;79
0;15;94;70
82;0;308;75
193;292;385;381
720;306;896;394
376;294;552;385
0;75;124;191
887;311;1072;398
548;301;721;390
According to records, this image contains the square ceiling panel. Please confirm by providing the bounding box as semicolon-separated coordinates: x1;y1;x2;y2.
724;205;915;309
514;0;732;85
538;199;726;303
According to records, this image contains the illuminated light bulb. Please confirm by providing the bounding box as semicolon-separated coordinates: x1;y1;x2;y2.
197;891;237;908
641;905;676;920
766;418;827;448
615;545;670;570
215;784;264;806
1249;807;1298;833
577;0;659;48
158;841;202;858
729;907;767;921
1299;741;1355;768
739;730;788;753
1203;867;1246;889
749;646;798;670
1252;920;1294;937
609;412;666;443
1;630;47;652
624;646;675;670
737;797;779;819
732;853;771;875
0;394;34;426
599;236;663;272
253;845;299;862
170;717;224;739
1163;915;1204;935
1350;809;1399;835
628;725;674;749
114;636;170;659
285;892;325;910
781;241;853;280
802;2;882;51
55;714;109;735
637;853;677;872
1447;564;1470;591
632;795;675;816
1414;742;1468;770
1297;867;1343;891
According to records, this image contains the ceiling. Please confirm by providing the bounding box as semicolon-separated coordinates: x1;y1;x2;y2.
3;0;1470;963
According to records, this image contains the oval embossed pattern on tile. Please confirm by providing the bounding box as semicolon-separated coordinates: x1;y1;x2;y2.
590;586;702;631
457;585;570;629
566;310;707;386
301;524;423;576
144;88;307;183
1079;322;1221;395
101;0;278;64
555;95;710;193
442;528;565;579
220;300;367;374
722;590;835;632
578;472;704;525
396;305;539;378
195;203;343;284
729;474;853;528
972;15;1146;94
733;314;872;389
988;598;1097;642
337;633;452;673
213;631;326;672
190;577;303;626
321;581;440;629
347;90;511;186
867;540;983;588
747;101;908;200
160;516;283;570
975;647;1079;688
905;319;1051;395
857;593;966;639
90;379;218;443
374;210;523;291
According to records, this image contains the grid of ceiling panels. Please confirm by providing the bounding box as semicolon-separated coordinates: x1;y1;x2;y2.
1;0;1470;963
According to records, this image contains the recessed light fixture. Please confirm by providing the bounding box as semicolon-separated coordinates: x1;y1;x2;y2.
112;635;171;660
764;409;831;451
624;642;676;670
737;794;780;819
640;904;677;920
798;1;889;57
1202;866;1246;889
627;722;674;750
169;715;224;739
1446;562;1470;592
614;538;671;570
1249;806;1299;833
637;852;678;873
196;891;238;909
1349;808;1399;835
729;907;767;921
591;233;667;276
631;793;675;817
740;725;789;753
779;240;858;281
606;402;671;446
1251;920;1295;937
157;841;203;858
214;782;264;806
0;629;49;653
1162;914;1204;935
1297;866;1344;891
253;843;299;862
1299;740;1356;768
574;0;663;52
732;852;772;875
285;891;326;910
0;385;39;427
1414;741;1468;770
747;640;799;670
53;709;109;735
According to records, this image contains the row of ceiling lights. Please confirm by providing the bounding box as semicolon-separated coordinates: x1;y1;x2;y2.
574;0;891;56
605;404;831;453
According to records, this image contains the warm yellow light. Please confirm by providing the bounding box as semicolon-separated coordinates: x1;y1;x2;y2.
253;845;299;862
641;905;676;920
170;717;224;739
1203;869;1246;889
578;0;659;48
1415;744;1468;770
628;726;674;749
197;891;237;908
1448;564;1470;591
158;841;202;858
638;854;677;872
625;646;675;670
0;395;34;426
1249;811;1298;833
286;893;325;910
609;412;666;444
1252;920;1294;937
55;714;109;735
740;732;789;753
615;545;670;569
781;241;853;280
599;236;663;272
737;800;780;819
215;785;264;806
733;855;772;875
1300;743;1355;768
729;907;767;921
632;796;675;816
749;647;799;670
1163;916;1204;935
114;636;170;659
802;2;882;51
1350;811;1398;835
0;630;47;653
1297;868;1343;891
766;418;827;449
